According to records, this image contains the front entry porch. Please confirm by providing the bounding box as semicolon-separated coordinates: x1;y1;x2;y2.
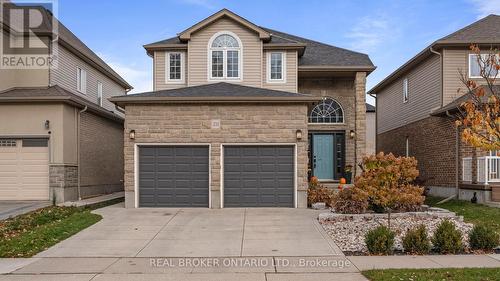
308;132;345;182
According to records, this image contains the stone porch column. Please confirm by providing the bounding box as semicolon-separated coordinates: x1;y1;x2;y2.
354;72;367;177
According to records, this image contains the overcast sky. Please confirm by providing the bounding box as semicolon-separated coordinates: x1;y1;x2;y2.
53;0;500;104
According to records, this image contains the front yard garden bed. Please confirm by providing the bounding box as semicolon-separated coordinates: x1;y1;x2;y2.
319;210;473;254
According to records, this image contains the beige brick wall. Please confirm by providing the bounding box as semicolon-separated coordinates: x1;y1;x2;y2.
124;103;309;208
79;111;124;198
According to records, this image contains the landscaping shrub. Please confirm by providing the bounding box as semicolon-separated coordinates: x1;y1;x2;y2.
355;152;425;213
432;220;463;254
332;187;369;214
307;176;334;207
469;225;500;251
365;225;395;255
402;225;431;254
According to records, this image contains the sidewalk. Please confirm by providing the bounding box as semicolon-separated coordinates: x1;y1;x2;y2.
0;255;498;280
60;192;124;207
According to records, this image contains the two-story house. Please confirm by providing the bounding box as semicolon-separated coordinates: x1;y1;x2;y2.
110;9;375;208
0;4;131;203
369;14;500;203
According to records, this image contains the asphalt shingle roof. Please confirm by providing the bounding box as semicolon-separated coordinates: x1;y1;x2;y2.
437;14;500;43
118;82;314;98
366;103;376;112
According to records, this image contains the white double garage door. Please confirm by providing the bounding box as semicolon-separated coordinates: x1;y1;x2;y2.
137;144;296;208
0;139;49;200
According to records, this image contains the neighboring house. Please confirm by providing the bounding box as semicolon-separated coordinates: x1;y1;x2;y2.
365;103;376;155
369;14;500;203
0;4;132;203
110;9;375;208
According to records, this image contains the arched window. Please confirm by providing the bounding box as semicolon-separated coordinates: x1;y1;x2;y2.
309;98;344;123
209;32;241;79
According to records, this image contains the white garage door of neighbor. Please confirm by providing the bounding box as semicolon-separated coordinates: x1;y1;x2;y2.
0;139;50;200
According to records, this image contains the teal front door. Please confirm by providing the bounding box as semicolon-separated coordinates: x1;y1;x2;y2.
313;134;334;180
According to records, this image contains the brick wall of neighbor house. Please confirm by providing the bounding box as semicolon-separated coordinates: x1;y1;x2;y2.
377;116;457;187
79;111;124;198
298;74;367;177
124;103;309;208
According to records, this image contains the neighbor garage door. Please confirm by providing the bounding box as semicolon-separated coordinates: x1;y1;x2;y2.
223;145;294;207
138;146;209;207
0;139;49;200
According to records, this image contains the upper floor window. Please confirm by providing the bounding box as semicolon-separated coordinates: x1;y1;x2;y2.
469;54;500;78
309;98;344;123
76;67;87;94
166;52;184;83
267;52;285;82
97;81;103;106
208;32;241;80
403;78;409;103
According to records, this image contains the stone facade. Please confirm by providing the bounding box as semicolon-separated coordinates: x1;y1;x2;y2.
298;73;367;178
79;111;124;198
124;103;309;209
49;165;78;203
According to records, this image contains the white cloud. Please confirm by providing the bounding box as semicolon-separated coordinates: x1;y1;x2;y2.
346;16;392;53
108;62;152;94
96;51;152;94
469;0;500;18
179;0;216;9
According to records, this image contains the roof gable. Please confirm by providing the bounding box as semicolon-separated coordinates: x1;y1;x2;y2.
178;9;270;41
437;14;500;44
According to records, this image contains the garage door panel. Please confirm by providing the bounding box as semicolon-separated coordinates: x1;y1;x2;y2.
223;146;294;207
0;140;49;200
138;146;209;207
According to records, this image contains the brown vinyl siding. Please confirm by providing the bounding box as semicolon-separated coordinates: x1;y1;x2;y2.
262;50;298;93
187;17;262;87
154;51;188;91
377;54;442;133
50;46;126;112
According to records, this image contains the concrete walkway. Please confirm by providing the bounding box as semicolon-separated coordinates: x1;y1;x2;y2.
35;203;343;257
1;254;499;280
0;201;51;221
60;192;124;207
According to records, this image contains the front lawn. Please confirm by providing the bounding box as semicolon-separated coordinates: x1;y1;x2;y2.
425;196;500;233
363;268;500;281
0;199;121;257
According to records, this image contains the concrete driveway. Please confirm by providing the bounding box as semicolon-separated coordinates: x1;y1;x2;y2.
36;203;343;258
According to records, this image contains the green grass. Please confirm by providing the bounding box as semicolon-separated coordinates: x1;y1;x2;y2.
362;268;500;281
0;198;122;258
425;196;500;233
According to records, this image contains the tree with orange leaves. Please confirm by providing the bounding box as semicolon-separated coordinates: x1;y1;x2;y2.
455;45;500;150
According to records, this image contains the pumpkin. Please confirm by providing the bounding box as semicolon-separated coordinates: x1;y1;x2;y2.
340;178;347;184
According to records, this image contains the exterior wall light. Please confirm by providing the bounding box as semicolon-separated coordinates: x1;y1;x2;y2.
129;129;136;140
44;120;50;129
349;130;356;139
296;129;303;140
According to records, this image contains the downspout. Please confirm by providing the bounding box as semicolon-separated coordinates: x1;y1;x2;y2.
77;105;88;201
369;93;377;152
429;46;444;107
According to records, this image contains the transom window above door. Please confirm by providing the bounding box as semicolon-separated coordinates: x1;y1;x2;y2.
208;32;241;80
309;98;344;123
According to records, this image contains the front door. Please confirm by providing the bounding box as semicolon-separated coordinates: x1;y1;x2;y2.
313;134;334;180
311;133;345;180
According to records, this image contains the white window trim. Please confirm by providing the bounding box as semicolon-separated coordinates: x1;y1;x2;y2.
76;67;87;94
207;31;243;81
267;51;286;83
97;81;103;106
402;77;408;103
468;53;500;79
165;52;185;84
